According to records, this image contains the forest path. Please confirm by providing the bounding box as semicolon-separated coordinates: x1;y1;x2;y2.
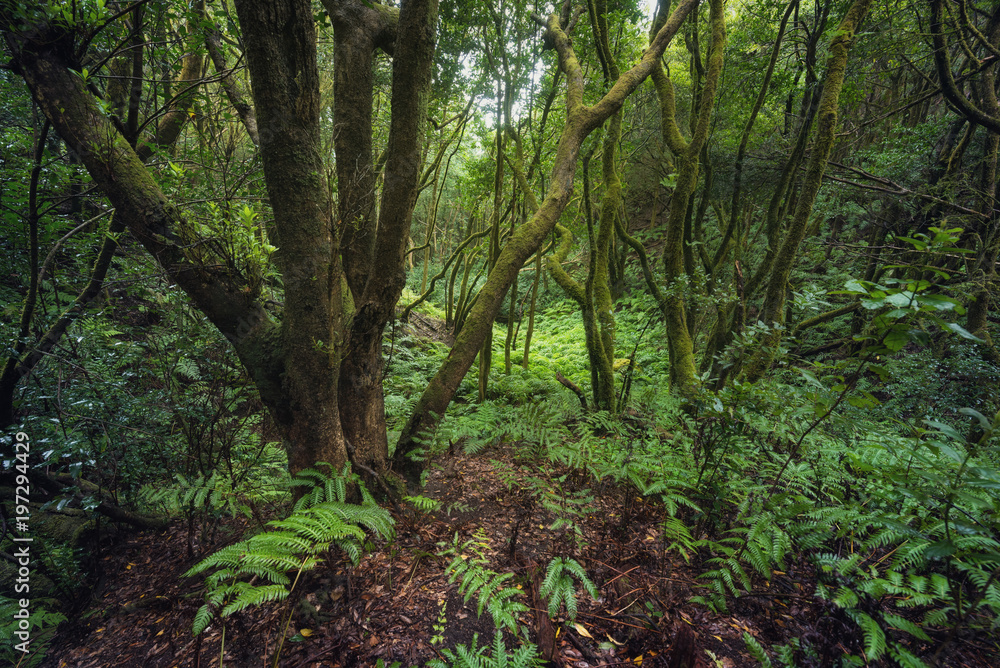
40;444;993;667
39;446;757;667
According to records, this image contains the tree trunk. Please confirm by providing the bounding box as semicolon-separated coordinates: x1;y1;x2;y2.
743;0;873;381
235;0;348;474
652;0;725;397
6;0;436;482
335;0;438;475
394;0;698;483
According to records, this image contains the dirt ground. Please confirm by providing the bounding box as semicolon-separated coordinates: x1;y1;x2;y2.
40;445;998;668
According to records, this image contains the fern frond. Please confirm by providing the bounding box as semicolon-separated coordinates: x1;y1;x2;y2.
846;610;886;661
186;479;392;636
221;583;290;617
192;603;215;636
539;558;598;622
881;612;931;642
743;632;773;668
888;642;931;668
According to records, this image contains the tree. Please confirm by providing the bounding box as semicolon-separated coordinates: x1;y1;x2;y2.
929;0;1000;363
741;0;874;381
395;0;699;481
2;0;436;482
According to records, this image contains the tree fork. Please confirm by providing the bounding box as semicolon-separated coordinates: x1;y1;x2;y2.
394;0;699;484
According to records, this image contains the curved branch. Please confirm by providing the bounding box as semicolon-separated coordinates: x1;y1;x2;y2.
931;0;1000;133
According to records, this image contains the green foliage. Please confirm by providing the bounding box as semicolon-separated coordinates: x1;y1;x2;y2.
184;466;393;636
0;596;66;668
538;557;599;621
743;632;773;668
140;439;288;520
856;341;1000;426
431;599;448;646
425;632;543;668
405;494;443;514
441;531;529;632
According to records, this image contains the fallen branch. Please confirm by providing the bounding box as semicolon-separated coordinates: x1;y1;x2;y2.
555;370;588;410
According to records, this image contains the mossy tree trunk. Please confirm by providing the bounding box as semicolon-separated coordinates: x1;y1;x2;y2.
742;0;873;381
649;0;726;397
329;0;438;475
394;0;699;483
544;147;617;411
5;0;437;480
586;0;623;412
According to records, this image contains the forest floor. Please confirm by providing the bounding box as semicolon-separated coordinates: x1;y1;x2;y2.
39;444;998;668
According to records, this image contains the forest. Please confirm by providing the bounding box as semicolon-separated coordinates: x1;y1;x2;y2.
1;0;1000;665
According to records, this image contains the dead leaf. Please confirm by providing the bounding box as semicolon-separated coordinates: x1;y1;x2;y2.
574;623;593;639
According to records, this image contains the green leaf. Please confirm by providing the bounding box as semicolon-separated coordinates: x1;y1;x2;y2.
797;369;825;390
923;420;966;444
867;364;890;381
884;328;909;352
907;329;931;347
916;294;959;311
944;322;984;342
884;292;916;308
958;407;992;431
924;539;957;560
843;279;869;294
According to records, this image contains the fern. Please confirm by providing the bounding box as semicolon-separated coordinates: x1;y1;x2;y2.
139;439;289;520
405;495;442;513
538;557;599;621
662;515;699;562
0;596;66;668
185;467;392;636
743;632;773;668
888;643;931;668
442;535;529;632
425;632;543;668
845;610;887;661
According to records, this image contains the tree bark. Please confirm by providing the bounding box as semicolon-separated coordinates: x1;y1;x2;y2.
234;0;348;474
339;0;438;476
743;0;874;381
394;0;699;483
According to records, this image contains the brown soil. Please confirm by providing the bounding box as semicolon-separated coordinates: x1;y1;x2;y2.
40;446;998;668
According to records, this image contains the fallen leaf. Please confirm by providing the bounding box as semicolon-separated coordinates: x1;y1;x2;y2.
299;629;314;637
574;623;593;639
605;634;624;646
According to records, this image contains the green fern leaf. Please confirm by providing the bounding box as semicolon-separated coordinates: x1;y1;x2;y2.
847;610;886;660
192;603;215;636
743;632;773;667
221;584;289;617
881;612;930;641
